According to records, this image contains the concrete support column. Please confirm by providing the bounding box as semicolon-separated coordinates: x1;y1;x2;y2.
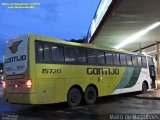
139;43;142;53
156;42;160;89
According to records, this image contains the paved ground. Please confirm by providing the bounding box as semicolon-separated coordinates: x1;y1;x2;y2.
1;91;160;120
135;90;160;100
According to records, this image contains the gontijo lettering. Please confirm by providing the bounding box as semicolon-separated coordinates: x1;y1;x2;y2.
87;68;119;75
4;55;26;64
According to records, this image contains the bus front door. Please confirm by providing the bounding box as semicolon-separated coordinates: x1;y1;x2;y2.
149;65;156;88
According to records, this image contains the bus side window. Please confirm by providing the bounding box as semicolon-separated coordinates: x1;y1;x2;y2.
52;45;64;62
132;55;138;66
142;57;147;68
43;43;50;62
37;43;44;62
77;48;87;64
120;54;126;66
126;55;132;66
65;47;76;63
97;51;105;65
113;53;120;66
105;52;113;65
87;49;97;65
137;56;142;67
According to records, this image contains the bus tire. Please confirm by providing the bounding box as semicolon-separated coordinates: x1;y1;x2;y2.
67;87;82;107
142;82;148;93
84;86;97;105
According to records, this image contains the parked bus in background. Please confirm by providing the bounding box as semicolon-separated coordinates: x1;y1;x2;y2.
3;34;156;107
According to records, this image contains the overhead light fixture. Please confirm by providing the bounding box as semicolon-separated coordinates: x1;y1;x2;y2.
114;22;160;49
142;52;147;55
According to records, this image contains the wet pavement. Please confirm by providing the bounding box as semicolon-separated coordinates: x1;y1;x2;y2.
1;90;160;120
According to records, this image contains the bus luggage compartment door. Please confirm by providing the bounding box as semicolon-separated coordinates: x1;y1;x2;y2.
38;80;55;103
38;78;65;104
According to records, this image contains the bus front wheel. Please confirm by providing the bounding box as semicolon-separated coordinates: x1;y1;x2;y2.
84;86;97;105
142;82;148;93
67;87;82;107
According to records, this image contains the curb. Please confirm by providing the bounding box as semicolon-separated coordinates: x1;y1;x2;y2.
134;95;160;100
134;90;160;100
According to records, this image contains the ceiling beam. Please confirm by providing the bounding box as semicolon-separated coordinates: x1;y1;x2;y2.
133;42;160;52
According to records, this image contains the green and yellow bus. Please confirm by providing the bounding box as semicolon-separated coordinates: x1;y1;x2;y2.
3;34;156;107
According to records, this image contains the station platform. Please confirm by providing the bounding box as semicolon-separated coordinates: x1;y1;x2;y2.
135;89;160;100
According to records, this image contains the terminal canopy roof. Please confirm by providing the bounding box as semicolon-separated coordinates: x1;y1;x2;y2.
87;0;160;56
